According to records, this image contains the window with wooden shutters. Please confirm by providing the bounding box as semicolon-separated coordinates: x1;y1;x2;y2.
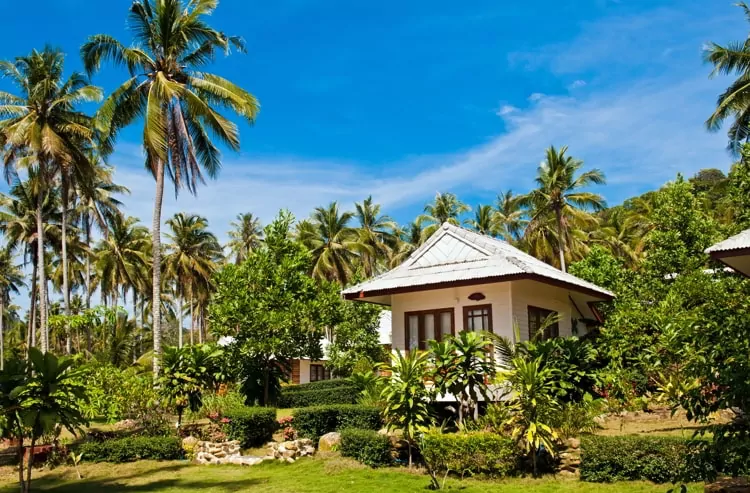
527;306;559;340
310;364;331;382
463;304;493;332
405;308;454;350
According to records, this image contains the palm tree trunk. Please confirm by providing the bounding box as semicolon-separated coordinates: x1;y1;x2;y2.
61;176;72;354
36;188;48;353
0;297;4;371
177;296;183;348
152;159;165;380
25;435;35;493
85;220;92;310
555;208;566;272
27;261;37;355
16;434;24;493
189;285;194;346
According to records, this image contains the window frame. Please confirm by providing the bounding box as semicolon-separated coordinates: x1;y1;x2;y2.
527;305;559;341
309;363;331;382
404;308;455;351
462;304;493;333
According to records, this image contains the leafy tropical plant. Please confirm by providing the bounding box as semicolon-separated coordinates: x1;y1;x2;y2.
430;331;495;425
380;350;434;467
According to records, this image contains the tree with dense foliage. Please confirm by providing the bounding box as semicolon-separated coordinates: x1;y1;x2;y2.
226;212;263;264
520;146;605;272
0;48;102;354
83;0;259;378
325;299;384;376
210;212;341;405
0;246;24;370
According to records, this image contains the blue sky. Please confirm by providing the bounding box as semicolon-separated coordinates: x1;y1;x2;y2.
0;0;745;242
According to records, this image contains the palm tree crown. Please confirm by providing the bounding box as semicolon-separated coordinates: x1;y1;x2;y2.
227;212;263;264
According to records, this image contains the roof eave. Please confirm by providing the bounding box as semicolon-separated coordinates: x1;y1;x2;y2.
342;273;614;302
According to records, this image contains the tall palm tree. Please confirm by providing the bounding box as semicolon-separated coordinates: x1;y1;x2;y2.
354;196;396;277
82;0;259;377
418;192;470;239
94;215;150;312
0;173;62;352
0;48;102;353
494;190;527;241
0;244;25;369
390;222;423;268
164;212;221;347
226;212;263;264
297;202;363;285
520;146;605;272
705;2;750;152
465;204;496;236
74;163;129;308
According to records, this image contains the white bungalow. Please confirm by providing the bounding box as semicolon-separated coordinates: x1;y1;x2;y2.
342;223;613;351
706;228;750;278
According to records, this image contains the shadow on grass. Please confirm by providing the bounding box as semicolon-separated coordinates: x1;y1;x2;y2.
0;463;266;493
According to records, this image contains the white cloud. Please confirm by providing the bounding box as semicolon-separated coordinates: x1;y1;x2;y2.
496;104;517;116
568;79;587;90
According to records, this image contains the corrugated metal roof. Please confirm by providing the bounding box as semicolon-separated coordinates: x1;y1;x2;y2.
706;228;750;253
342;223;614;299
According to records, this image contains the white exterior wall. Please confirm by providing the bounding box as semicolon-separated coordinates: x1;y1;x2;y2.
391;282;512;351
299;359;312;384
510;280;574;340
390;279;582;351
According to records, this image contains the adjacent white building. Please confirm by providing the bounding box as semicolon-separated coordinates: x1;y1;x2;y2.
706;228;750;277
342;223;613;351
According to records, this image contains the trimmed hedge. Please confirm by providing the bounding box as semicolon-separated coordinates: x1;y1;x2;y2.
278;380;359;408
421;431;518;478
292;405;382;441
580;435;709;483
283;379;353;393
222;407;278;448
77;436;183;463
340;428;392;467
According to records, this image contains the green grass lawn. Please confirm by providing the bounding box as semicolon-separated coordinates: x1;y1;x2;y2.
0;457;702;493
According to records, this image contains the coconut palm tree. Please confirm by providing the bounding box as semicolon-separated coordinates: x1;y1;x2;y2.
494;190;527;241
297;202;364;285
705;2;750;152
465;204;496;236
94;215;150;311
82;0;259;377
226;212;263;264
0;48;102;353
418;192;470;239
0;245;25;369
520;146;605;272
354;196;397;276
164;213;221;347
390;222;423;267
74;163;129;308
0;173;62;352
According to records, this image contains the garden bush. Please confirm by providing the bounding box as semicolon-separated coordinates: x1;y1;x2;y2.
580;435;709;483
76;436;183;463
339;428;391;467
421;431;518;478
221;407;278;447
292;405;382;441
278;380;359;408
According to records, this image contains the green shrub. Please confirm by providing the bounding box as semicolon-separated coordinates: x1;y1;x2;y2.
340;428;391;467
421;431;518;478
76;436;183;463
580;435;709;483
187;389;246;420
292;405;382;441
221;407;278;447
283;379;353;393
278;386;359;408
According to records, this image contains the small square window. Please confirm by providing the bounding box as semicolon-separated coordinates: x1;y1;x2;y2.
527;306;559;340
463;305;493;332
310;364;331;382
